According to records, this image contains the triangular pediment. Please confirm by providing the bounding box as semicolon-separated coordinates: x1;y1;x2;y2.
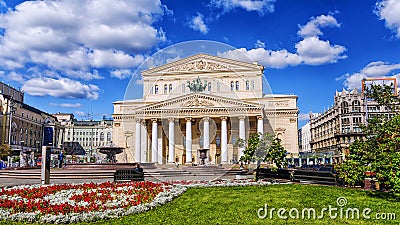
135;93;262;112
142;53;262;75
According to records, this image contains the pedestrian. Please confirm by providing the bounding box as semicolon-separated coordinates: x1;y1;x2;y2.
135;163;143;173
58;151;64;168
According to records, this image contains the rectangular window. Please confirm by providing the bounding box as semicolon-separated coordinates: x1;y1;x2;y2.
217;82;220;92
182;84;185;93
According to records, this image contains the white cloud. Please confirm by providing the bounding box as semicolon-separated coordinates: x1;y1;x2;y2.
375;0;400;38
295;37;347;65
89;50;144;68
255;40;265;48
298;113;311;121
22;77;100;100
210;0;276;15
341;61;400;90
75;111;85;117
220;14;346;68
189;13;209;34
219;48;302;68
0;0;167;81
0;71;25;83
49;102;82;108
110;69;133;80
297;14;340;38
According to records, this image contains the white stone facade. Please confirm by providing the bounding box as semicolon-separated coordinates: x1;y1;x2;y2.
113;54;299;164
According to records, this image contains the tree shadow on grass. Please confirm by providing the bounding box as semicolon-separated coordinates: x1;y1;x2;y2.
366;191;400;202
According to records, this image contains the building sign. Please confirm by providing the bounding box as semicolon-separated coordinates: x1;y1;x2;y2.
43;127;53;146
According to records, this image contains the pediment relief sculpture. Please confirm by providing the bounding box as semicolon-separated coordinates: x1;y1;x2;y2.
181;98;214;107
167;59;230;72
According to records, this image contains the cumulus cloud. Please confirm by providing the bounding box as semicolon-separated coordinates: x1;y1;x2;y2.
295;36;347;65
22;78;100;100
0;0;168;85
375;0;400;38
219;14;346;68
210;0;276;15
110;69;133;79
189;13;209;34
0;71;25;83
49;102;82;108
340;61;400;90
297;14;340;37
219;48;302;68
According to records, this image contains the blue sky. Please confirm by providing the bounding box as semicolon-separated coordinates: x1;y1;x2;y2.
1;0;400;127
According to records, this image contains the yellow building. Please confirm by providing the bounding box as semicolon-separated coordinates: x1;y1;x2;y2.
113;54;298;165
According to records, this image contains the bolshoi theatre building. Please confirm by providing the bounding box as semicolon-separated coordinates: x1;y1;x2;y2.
113;54;298;165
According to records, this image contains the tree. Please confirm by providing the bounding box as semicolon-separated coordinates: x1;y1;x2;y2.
336;82;400;191
236;132;287;180
0;144;12;160
267;138;288;169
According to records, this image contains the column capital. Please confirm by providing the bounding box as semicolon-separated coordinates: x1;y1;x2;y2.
220;116;227;121
257;115;264;120
141;120;147;126
168;118;175;123
151;118;158;123
238;115;246;121
135;118;142;123
185;117;192;122
203;116;210;121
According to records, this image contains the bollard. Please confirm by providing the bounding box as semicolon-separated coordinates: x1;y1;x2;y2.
41;146;51;184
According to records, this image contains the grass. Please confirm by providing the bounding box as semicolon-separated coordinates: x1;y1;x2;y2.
2;184;400;224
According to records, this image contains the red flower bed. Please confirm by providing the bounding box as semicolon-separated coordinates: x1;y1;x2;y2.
0;181;163;215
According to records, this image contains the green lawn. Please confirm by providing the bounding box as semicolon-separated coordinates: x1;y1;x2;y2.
93;184;399;225
2;184;400;224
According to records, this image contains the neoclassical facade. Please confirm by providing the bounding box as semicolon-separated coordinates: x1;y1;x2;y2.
113;54;298;165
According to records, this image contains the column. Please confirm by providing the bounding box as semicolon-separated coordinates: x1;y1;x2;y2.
221;116;228;163
185;117;192;164
151;119;158;163
239;116;246;158
141;121;147;162
203;117;210;149
168;118;175;163
135;118;141;163
257;115;264;134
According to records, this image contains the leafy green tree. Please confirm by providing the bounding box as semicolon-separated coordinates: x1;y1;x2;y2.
0;144;12;160
237;132;287;180
267;138;288;169
337;82;400;191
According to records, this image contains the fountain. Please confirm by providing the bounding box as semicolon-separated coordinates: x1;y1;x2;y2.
97;142;124;163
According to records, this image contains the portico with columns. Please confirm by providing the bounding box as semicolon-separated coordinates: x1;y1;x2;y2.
113;53;299;164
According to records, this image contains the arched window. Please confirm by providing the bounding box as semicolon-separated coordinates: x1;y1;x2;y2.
230;81;234;91
169;84;173;93
235;81;239;91
155;85;159;94
107;132;111;142
164;84;168;94
246;81;250;90
208;82;212;92
100;132;104;141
